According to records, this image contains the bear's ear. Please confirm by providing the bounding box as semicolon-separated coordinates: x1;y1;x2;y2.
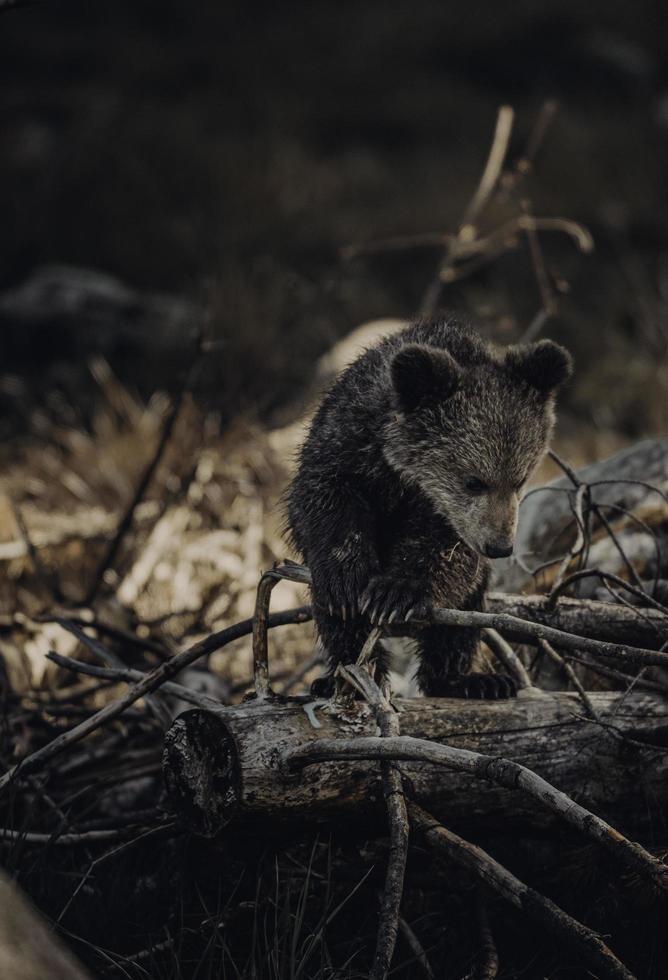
391;344;462;412
504;340;573;396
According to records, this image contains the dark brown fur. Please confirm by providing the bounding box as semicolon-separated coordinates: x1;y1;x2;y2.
287;316;572;697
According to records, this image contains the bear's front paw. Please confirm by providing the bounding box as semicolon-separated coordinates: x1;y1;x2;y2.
311;556;376;621
425;673;517;700
359;575;432;626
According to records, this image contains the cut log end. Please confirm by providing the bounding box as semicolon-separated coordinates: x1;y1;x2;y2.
163;709;241;836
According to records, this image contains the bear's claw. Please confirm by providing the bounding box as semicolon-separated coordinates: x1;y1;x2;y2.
359;575;432;626
311;554;378;622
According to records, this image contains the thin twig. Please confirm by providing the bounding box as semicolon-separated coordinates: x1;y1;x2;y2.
0;824;161;847
481;628;532;690
587;478;668;506
53;619;172;727
598;580;667;644
285;735;668;892
519;307;551;344
537;639;599;720
430;213;591;290
58;821;176;923
10;498;63;600
409;804;633;980
84;335;203;606
549;568;668;617
342;100;590;329
397;917;435;980
548;449;580;486
512;215;593;252
525;455;663;611
0;605;311;793
425;604;668;668
338;661;409;980
550;483;588;593
46;652;226;712
35;613;170;659
595;501;663;599
593;505;645;591
515;98;559;174
567;652;668;694
252;562;312;697
471;887;499;980
522;201;558;316
423;104;514;315
460;105;515;230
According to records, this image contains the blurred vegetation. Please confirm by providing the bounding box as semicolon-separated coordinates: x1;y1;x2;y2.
1;0;667;437
1;4;668;978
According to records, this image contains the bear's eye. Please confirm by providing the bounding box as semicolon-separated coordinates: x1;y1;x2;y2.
465;476;489;495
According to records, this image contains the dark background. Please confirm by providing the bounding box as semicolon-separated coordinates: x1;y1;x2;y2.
1;0;667;434
1;6;667;978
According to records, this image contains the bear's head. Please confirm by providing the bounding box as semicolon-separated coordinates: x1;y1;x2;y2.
383;338;572;559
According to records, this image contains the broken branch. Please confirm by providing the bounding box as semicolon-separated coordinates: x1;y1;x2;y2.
408;804;633;980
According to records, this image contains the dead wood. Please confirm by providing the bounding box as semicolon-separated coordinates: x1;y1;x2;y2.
485;591;667;648
285;732;668;891
408;804;634;980
83;327;204;606
497;438;668;594
481;628;533;690
0;605;311;793
4;587;666;796
162;690;668;839
339;662;409;980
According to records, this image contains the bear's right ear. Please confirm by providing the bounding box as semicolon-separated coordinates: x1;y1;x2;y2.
391;344;462;412
504;340;573;395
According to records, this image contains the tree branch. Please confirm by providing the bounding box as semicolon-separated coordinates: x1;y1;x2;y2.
338;650;409;980
284;735;668;892
0;606;311;793
409;804;633;980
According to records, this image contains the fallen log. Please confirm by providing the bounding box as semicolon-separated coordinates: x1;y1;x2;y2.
485;592;668;648
163;690;668;838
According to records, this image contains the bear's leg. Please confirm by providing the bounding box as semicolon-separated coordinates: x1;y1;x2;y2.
310;604;390;697
417;624;516;699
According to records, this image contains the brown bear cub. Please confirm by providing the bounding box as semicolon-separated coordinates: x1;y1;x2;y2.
287;317;572;698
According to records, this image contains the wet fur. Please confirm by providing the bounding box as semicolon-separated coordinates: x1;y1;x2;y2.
286;316;571;697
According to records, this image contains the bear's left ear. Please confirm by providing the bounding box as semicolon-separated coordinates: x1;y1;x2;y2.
391;344;462;412
504;340;573;396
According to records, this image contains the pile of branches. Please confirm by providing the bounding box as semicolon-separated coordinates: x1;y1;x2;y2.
1;421;667;976
1;103;667;978
2;516;668;976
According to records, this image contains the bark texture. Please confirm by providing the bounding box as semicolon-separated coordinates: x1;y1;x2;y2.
485;592;668;648
163;690;668;837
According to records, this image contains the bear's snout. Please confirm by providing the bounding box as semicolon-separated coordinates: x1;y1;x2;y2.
484;540;514;559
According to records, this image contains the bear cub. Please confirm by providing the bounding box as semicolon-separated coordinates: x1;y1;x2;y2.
287;317;572;698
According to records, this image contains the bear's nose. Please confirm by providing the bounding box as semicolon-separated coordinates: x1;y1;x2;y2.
485;542;513;559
